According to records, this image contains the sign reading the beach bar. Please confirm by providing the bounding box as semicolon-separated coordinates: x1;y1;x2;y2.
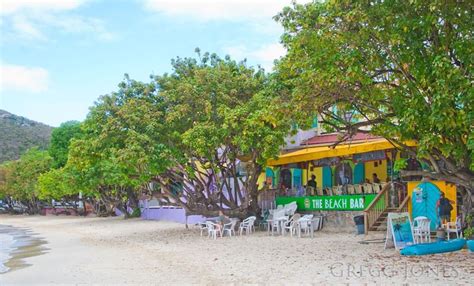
276;194;377;211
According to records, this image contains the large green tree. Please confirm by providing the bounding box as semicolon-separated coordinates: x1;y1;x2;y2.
275;1;473;204
152;52;290;217
49;121;83;168
65;76;170;217
0;148;52;213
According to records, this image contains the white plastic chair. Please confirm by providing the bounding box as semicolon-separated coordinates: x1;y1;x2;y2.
198;222;208;236
297;217;311;237
269;209;286;235
239;216;256;236
284;202;298;216
347;185;355;195
354;184;363;194
301;214;314;220
413;216;431;243
282;214;301;236
446;217;463;240
223;219;239;237
205;221;221;240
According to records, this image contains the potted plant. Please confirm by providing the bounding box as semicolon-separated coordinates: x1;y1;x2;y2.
464;214;474;252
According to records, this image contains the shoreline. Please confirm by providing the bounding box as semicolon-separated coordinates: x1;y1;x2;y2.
0;223;48;274
0;215;472;284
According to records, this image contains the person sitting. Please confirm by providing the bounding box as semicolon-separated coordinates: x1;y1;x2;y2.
216;210;230;231
372;173;381;184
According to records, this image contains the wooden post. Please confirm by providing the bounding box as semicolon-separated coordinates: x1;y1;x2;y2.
364;212;368;234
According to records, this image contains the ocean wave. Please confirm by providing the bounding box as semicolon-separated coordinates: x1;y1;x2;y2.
0;228;17;274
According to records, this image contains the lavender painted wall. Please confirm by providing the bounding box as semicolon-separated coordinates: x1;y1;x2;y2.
113;200;206;224
141;207;206;224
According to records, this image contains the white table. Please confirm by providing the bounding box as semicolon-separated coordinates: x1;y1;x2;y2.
267;216;289;235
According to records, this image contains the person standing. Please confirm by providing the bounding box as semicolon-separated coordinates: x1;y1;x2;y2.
307;175;317;195
437;193;454;226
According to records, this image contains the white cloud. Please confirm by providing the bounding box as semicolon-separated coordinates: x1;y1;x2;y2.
142;0;312;22
0;64;49;93
12;15;46;40
0;0;84;15
224;43;286;71
1;0;115;42
39;14;117;41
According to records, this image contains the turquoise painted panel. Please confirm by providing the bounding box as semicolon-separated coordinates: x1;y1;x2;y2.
265;167;274;187
293;168;302;188
411;182;441;230
354;162;365;184
322;166;332;188
311;116;318;128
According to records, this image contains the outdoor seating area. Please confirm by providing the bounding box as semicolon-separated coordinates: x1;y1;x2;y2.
198;217;256;240
412;215;463;244
266;202;324;238
196;202;324;240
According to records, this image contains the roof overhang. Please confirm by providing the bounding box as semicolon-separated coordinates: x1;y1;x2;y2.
267;139;417;166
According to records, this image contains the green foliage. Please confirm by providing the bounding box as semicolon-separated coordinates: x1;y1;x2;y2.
393;159;407;172
37;166;91;201
0;109;52;163
49;121;83;168
65;76;171;215
130;207;141;218
149;52;291;214
276;0;473;189
464;214;474;239
155;52;290;165
0;148;52;208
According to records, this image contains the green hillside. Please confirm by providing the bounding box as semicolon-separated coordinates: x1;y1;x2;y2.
0;109;52;163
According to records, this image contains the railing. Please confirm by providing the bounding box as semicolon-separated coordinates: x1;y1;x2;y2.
397;195;410;212
364;183;390;234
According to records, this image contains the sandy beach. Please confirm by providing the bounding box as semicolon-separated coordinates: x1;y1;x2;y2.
0;215;472;285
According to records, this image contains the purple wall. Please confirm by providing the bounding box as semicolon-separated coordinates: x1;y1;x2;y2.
141;207;206;224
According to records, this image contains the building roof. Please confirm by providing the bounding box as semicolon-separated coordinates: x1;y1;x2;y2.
268;139;417;166
300;132;382;146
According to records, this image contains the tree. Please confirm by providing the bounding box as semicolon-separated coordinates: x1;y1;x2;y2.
65;76;170;218
275;1;473;201
49;121;83;168
152;52;290;217
0;148;52;213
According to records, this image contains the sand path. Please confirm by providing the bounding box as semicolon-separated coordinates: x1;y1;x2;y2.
0;215;472;285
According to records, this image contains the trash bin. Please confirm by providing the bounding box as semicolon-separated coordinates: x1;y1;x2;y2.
354;215;365;235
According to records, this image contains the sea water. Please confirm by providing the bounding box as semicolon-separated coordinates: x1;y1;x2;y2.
0;225;17;273
0;224;47;274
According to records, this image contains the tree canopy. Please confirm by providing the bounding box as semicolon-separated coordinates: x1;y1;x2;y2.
49;121;83;168
0;148;52;213
152;52;290;216
275;0;473;192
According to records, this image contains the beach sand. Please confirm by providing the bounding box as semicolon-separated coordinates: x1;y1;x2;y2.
0;215;472;285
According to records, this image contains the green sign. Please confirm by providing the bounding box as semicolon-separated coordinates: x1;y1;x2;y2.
276;194;377;211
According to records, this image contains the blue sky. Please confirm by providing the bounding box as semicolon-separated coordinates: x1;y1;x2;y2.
0;0;309;127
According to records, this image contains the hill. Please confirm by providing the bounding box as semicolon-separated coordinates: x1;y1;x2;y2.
0;110;52;163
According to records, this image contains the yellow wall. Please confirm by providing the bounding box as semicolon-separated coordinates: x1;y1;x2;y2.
407;181;457;222
364;159;388;183
257;172;266;189
302;164;323;188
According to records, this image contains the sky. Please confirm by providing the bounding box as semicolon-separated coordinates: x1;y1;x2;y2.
0;0;311;127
